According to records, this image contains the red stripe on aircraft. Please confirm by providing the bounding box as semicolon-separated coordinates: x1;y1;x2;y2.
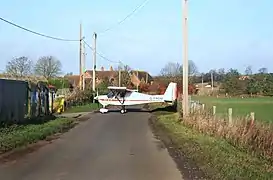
99;99;151;102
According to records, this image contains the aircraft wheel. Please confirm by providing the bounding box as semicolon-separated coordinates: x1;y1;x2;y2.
121;109;125;114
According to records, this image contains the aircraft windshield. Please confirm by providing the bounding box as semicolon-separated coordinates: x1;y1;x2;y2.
107;91;115;98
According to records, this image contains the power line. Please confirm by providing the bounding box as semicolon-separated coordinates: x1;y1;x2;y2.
0;17;79;41
97;0;150;35
83;40;121;64
0;16;126;66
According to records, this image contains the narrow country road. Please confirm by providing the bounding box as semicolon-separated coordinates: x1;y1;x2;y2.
0;107;183;180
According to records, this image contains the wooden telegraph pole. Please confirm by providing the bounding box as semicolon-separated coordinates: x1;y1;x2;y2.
92;32;97;92
211;71;214;91
79;23;83;90
182;0;189;116
118;61;121;87
82;37;86;90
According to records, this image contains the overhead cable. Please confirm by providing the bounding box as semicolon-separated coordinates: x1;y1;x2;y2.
97;0;150;35
0;17;79;41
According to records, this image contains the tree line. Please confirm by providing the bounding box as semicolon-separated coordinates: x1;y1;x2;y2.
5;56;62;79
159;61;273;96
4;56;70;89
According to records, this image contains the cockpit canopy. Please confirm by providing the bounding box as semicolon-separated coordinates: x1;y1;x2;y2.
107;91;115;98
106;89;127;98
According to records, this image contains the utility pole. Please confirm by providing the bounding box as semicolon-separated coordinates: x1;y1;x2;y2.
211;71;214;91
82;38;86;90
137;71;139;91
182;0;189;117
79;23;83;90
201;74;204;88
92;32;97;92
118;61;121;87
119;70;121;87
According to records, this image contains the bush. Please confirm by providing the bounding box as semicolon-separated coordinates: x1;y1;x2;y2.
48;78;70;89
0;118;74;153
65;89;94;108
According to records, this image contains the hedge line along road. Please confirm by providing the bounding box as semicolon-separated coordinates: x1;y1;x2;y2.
0;106;183;180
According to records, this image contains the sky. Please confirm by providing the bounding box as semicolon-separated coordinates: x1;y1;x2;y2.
0;0;273;76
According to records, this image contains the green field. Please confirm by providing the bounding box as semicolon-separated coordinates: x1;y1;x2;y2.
192;96;273;123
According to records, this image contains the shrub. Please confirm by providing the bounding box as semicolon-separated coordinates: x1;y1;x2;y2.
65;89;94;107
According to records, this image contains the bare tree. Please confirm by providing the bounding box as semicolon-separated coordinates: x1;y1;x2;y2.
5;56;33;77
121;65;132;87
34;56;62;79
188;60;198;76
160;62;182;77
160;60;198;77
245;65;252;75
114;64;132;87
258;67;268;74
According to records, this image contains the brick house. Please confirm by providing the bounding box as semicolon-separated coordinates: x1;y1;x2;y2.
84;66;118;86
65;66;153;89
239;75;250;80
130;70;153;87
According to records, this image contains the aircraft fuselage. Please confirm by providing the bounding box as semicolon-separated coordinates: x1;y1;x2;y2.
97;92;164;107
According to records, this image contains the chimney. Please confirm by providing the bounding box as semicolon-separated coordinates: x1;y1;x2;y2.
101;66;104;71
110;66;113;71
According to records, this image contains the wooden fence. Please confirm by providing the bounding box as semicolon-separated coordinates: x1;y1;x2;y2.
190;102;256;125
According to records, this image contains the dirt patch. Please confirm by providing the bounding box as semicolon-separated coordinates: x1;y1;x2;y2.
149;115;207;180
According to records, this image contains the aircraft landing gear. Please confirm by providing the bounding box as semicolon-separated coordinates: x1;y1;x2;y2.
100;108;108;113
120;105;127;114
100;105;108;114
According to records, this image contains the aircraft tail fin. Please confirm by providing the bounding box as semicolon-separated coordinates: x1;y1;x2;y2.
163;82;177;103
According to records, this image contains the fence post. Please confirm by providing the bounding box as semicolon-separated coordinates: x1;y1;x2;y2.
213;106;216;115
250;112;255;126
192;102;196;113
202;104;205;111
250;112;255;121
228;108;232;126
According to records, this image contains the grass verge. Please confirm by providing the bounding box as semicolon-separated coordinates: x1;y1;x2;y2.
65;103;99;113
0;118;75;154
150;110;273;180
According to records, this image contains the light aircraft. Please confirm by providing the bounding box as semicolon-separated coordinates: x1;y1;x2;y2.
94;82;177;114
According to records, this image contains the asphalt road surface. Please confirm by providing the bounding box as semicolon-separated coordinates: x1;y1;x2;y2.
0;107;183;180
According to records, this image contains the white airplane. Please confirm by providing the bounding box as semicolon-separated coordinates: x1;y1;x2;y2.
94;82;177;114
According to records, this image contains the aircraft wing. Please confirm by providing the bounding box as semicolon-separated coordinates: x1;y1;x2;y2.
108;86;135;92
108;86;127;90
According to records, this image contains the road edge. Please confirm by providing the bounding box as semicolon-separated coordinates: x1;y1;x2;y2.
148;113;207;180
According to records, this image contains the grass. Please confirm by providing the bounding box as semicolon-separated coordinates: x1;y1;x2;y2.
152;111;273;180
64;103;100;113
192;96;273;123
0;118;75;153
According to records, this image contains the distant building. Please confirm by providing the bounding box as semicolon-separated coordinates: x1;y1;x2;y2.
239;75;250;80
65;66;153;88
130;70;153;87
